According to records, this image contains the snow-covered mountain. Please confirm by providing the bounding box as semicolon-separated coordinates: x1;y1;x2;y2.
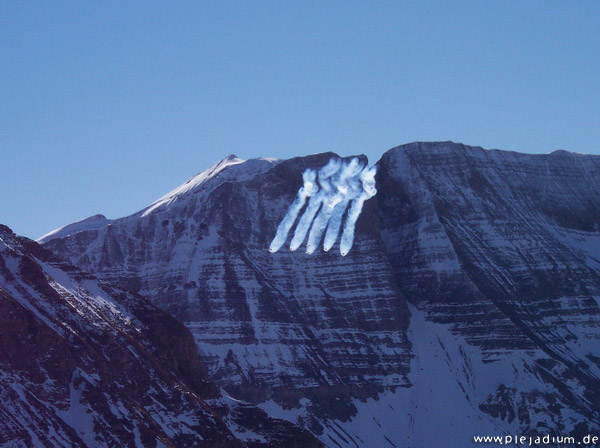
0;224;322;447
41;142;600;446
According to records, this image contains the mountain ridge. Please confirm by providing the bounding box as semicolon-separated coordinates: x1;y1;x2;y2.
39;141;600;447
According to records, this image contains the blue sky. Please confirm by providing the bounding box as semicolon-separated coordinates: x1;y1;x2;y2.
2;1;599;239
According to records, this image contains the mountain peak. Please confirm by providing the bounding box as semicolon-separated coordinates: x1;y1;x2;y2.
139;155;277;218
214;154;244;169
38;214;112;244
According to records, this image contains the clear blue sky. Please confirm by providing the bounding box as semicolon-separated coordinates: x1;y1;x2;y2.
2;1;599;239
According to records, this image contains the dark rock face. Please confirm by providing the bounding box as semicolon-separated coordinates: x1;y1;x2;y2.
42;144;600;446
376;143;600;437
0;225;322;447
379;142;600;358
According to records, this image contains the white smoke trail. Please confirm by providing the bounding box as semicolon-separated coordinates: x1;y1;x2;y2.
306;159;363;253
290;158;341;251
269;156;377;255
306;188;342;254
339;165;377;256
322;169;363;252
269;168;318;253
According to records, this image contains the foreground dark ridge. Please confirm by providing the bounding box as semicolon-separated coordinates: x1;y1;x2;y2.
0;224;322;447
41;142;600;447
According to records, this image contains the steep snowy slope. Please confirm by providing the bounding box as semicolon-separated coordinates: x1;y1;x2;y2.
42;143;600;446
0;224;322;447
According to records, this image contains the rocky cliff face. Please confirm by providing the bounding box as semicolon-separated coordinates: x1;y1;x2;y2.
42;143;600;446
375;143;600;444
0;225;322;447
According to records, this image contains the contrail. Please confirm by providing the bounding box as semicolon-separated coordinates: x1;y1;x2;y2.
306;189;341;254
306;158;363;253
320;158;364;252
269;168;318;253
269;156;377;255
339;165;377;256
322;169;363;252
290;158;340;251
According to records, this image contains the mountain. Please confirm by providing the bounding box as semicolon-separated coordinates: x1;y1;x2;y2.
0;225;322;447
41;142;600;447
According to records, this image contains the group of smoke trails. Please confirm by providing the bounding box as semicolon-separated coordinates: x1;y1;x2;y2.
269;157;377;256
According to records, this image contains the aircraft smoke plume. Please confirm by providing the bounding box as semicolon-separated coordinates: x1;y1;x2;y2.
270;157;377;256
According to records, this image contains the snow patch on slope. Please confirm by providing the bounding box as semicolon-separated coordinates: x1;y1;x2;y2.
255;303;581;447
55;369;97;446
319;304;510;447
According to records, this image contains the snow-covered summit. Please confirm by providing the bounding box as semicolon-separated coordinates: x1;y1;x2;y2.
139;154;279;217
38;213;113;244
38;155;281;244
